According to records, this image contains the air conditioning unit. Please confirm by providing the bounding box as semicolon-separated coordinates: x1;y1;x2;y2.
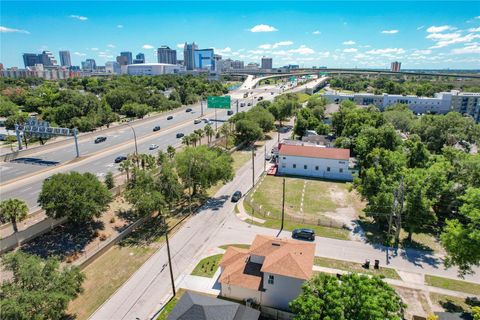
245;298;254;308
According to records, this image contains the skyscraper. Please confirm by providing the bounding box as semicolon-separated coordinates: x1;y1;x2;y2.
261;57;273;69
391;61;401;72
183;42;197;70
120;51;133;65
157;46;177;64
133;53;145;64
81;59;96;71
41;51;57;66
194;48;215;71
23;53;42;68
59;50;71;67
116;55;129;66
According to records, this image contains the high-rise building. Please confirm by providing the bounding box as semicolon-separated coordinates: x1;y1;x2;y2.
157;46;177;64
41;51;57;66
391;61;401;72
23;53;42;68
183;42;197;70
133;53;145;64
120;51;133;65
261;57;273;69
59;51;71;67
194;48;215;71
231;60;244;69
105;61;121;74
81;58;96;71
116;55;128;66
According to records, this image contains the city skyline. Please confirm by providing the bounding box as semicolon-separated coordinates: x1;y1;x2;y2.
1;1;479;69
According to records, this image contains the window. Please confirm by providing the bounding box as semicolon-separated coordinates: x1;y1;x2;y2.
293;164;296;168
315;166;319;171
304;165;307;169
268;275;274;285
339;168;343;173
282;157;286;160
327;167;330;172
282;163;286;168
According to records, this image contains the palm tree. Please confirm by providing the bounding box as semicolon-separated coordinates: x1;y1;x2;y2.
194;129;204;145
204;125;214;145
166;145;176;159
119;159;133;181
0;198;28;233
182;135;191;146
220;124;231;149
190;133;199;147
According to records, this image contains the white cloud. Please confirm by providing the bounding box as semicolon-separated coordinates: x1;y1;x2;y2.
343;40;356;45
427;32;461;40
312;30;321;35
214;47;232;54
107;44;115;48
258;44;272;49
117;24;123;28
0;26;30;34
366;48;405;55
475;16;480;20
288;45;315;55
417;26;425;30
69;15;88;21
142;44;154;49
413;49;432;55
451;44;480;54
381;30;399;34
249;24;278;32
429;33;480;48
468;27;480;32
73;52;86;57
426;25;453;33
343;48;358;53
90;47;99;51
248;50;264;54
273;41;293;48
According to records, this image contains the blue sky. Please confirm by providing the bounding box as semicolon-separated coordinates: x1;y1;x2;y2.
1;1;480;69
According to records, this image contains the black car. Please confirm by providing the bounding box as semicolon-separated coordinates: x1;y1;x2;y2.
186;108;192;112
114;156;127;163
176;132;185;138
167;115;173;120
292;228;315;241
227;110;234;115
94;136;107;144
153;126;161;132
231;191;242;202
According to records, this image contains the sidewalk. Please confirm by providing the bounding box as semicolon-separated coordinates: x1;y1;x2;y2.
235;197;265;224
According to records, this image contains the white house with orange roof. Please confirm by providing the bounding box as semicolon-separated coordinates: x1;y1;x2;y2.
277;143;357;181
218;235;315;310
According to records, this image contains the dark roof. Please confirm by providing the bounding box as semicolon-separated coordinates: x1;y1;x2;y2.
167;291;260;320
435;312;473;320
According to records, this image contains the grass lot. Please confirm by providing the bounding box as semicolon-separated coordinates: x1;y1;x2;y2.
156;289;186;320
191;254;224;277
425;275;480;296
314;256;401;280
430;293;479;313
244;200;350;240
219;244;250;250
296;92;311;103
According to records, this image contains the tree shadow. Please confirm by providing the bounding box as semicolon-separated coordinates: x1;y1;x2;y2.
21;219;105;260
119;216;167;247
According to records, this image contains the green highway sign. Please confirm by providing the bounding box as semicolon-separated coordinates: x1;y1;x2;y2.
207;96;231;109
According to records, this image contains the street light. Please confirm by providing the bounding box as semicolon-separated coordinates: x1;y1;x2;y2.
126;122;139;156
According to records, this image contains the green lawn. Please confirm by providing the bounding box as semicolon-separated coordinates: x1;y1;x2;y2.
425;275;480;296
430;293;478;313
156;289;185;320
296;92;311;103
191;254;224;278
219;244;251;250
314;256;401;280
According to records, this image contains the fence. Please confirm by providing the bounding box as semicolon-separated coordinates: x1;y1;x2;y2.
245;195;346;230
260;306;295;320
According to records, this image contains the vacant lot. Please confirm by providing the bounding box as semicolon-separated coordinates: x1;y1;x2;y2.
314;256;401;280
425;275;480;296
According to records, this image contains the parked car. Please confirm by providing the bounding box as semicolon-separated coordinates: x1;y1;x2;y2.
265;153;272;161
167;115;173;120
94;136;107;144
114;156;127;163
227;110;234;115
292;228;315;241
149;144;159;150
186;108;192;112
247;103;251;106
240;103;245;107
153;126;161;132
194;119;202;124
176;132;184;138
231;191;242;202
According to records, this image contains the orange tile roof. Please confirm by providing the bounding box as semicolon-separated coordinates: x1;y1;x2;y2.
278;144;350;160
219;235;315;291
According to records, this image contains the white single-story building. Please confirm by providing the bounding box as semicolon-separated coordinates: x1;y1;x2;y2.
218;235;315;311
277;143;356;181
126;63;185;76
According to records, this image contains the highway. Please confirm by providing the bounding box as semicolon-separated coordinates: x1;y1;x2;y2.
0;75;309;213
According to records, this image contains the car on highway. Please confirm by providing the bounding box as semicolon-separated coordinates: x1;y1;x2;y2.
149;144;159;150
176;132;184;138
153;126;161;132
194;119;202;124
292;228;315;241
94;136;107;144
257;96;263;101
114;156;127;163
186;108;192;112
240;102;245;107
247;103;251;106
167;115;173;120
231;191;242;202
227;110;234;116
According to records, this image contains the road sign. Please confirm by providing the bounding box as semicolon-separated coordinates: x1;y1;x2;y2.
207;96;231;109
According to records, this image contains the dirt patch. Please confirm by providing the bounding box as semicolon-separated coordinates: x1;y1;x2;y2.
395;287;431;319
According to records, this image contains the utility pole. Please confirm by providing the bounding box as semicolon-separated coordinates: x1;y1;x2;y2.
236;99;239;113
73;128;80;158
281;178;285;231
394;178;405;244
264;144;266;172
165;229;176;296
200;100;204;116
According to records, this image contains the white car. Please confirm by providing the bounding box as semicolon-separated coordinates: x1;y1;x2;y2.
149;144;159;150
